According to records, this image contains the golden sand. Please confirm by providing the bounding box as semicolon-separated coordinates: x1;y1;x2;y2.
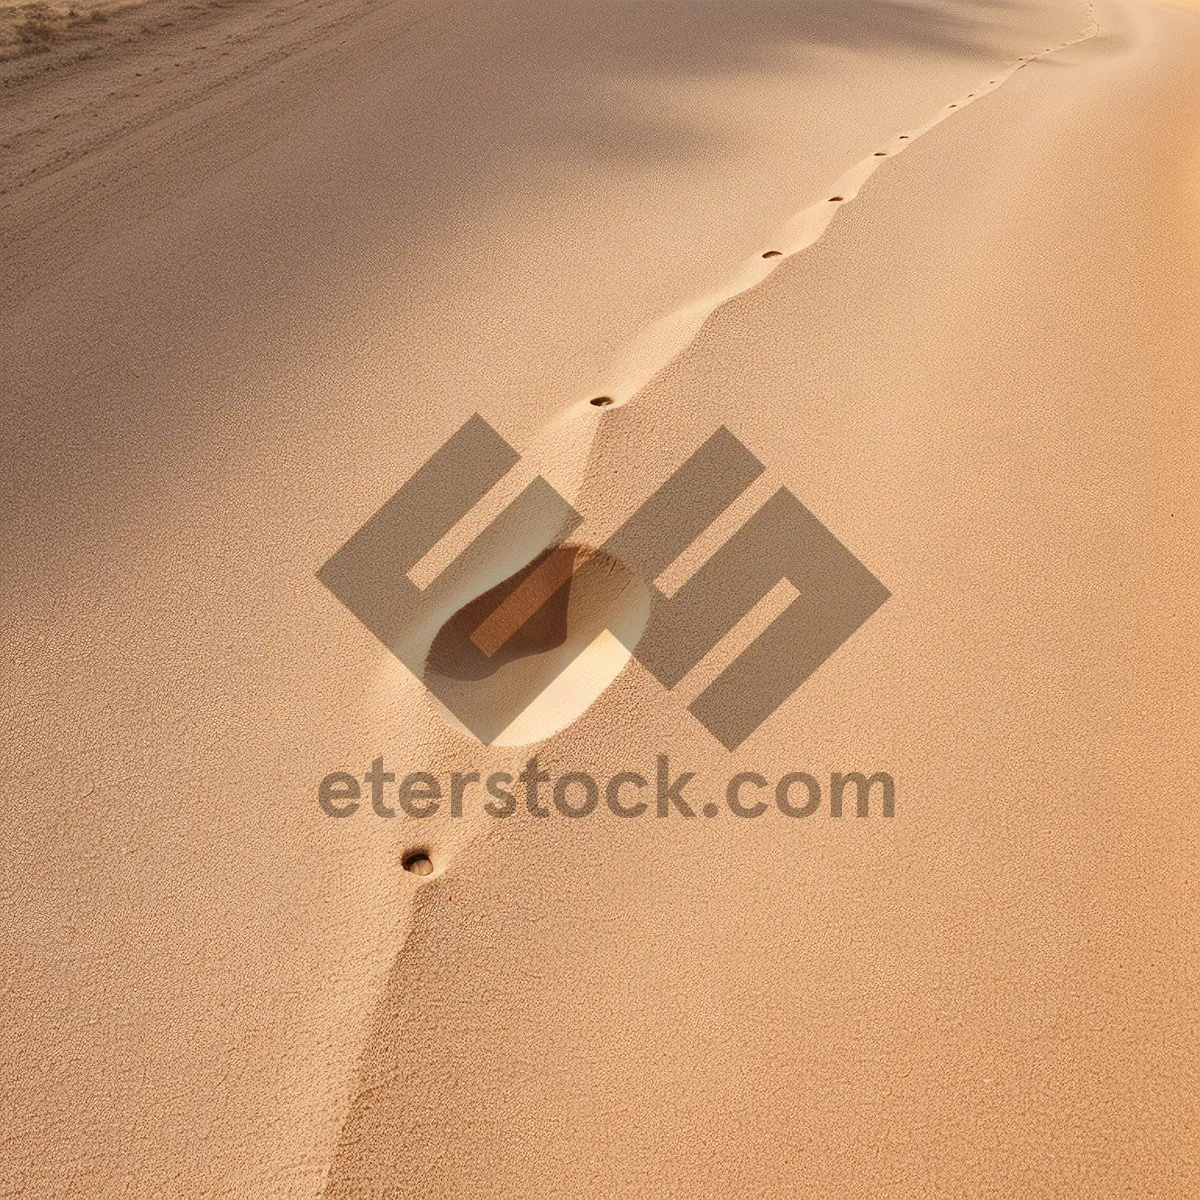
2;0;1197;1194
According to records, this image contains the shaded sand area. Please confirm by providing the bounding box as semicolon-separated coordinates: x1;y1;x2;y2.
2;0;1198;1195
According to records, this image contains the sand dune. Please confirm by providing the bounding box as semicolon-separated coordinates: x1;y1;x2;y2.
2;0;1198;1195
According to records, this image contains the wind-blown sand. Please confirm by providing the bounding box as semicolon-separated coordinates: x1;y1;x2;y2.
2;0;1198;1195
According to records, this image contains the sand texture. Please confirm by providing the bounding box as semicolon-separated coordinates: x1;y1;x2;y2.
2;0;1198;1195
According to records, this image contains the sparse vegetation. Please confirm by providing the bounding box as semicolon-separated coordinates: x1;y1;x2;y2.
1;0;121;59
15;5;57;52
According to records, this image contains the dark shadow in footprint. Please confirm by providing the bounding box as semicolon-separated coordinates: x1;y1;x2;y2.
423;543;648;742
427;547;576;681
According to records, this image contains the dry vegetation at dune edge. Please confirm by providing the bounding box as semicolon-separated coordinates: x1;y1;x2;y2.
0;0;131;60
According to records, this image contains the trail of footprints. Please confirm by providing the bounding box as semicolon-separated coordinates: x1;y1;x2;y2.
401;11;1100;878
574;8;1099;414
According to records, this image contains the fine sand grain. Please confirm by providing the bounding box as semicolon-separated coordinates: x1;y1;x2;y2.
2;0;1197;1195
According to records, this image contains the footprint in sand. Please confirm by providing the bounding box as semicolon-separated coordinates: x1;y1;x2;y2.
423;544;649;746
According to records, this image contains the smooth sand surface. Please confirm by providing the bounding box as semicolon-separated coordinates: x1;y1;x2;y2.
2;0;1198;1195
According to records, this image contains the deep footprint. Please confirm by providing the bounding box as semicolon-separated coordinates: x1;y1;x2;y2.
423;543;649;744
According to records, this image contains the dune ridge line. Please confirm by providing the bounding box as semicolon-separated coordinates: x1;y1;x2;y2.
575;3;1102;421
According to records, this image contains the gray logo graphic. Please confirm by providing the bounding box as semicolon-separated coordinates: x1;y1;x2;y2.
318;415;889;750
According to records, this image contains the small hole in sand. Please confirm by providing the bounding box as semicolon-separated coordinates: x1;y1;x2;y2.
589;396;615;407
899;135;910;139
949;104;957;108
829;196;844;202
761;250;782;258
402;852;434;876
873;151;886;156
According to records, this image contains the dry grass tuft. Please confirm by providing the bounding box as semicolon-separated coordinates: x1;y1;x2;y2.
1;0;120;59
